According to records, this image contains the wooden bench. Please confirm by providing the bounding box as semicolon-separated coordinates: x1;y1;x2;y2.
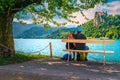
62;39;114;65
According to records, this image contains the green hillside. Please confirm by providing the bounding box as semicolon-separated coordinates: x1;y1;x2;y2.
16;26;58;39
81;15;120;39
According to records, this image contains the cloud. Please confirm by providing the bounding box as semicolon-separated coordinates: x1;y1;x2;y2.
13;18;33;24
66;7;96;26
99;1;120;15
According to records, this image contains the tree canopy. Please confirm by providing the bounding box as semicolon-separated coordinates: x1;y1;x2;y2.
0;0;107;27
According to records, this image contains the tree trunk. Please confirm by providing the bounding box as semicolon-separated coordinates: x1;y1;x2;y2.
0;1;42;58
0;12;14;57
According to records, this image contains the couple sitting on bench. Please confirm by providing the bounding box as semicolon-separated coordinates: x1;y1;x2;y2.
66;31;89;61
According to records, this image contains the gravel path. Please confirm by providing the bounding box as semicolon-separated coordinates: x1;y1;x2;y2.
0;58;120;80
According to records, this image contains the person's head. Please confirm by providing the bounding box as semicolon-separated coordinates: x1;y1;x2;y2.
68;31;74;39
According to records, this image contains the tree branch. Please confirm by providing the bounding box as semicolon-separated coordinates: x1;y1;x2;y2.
12;0;42;13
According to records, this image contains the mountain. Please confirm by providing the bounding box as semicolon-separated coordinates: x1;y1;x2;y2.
12;22;36;37
13;22;70;39
13;22;67;39
16;26;59;39
46;27;67;39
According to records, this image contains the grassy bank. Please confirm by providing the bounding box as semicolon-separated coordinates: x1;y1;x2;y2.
0;52;53;65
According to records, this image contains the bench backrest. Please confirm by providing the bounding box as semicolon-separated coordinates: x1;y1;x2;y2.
62;39;114;44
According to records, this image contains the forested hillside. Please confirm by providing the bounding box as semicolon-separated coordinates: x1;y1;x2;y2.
15;26;58;39
81;15;120;39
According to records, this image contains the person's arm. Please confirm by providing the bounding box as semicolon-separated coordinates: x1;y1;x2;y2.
66;43;68;49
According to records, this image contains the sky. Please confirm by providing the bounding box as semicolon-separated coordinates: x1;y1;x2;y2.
66;0;120;26
13;0;120;27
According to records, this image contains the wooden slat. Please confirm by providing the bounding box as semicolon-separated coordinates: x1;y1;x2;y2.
63;49;114;54
62;39;114;44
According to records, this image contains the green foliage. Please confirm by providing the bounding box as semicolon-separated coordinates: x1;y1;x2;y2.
0;52;50;65
82;15;120;39
0;0;15;13
44;23;51;29
11;0;107;26
46;28;68;39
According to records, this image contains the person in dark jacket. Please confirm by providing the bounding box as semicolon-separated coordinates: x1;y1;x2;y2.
73;31;88;61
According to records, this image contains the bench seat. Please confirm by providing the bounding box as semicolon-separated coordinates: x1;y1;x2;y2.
63;49;114;54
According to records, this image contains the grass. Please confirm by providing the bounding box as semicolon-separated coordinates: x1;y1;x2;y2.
0;52;56;65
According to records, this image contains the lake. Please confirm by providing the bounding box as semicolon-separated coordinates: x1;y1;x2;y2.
14;39;120;62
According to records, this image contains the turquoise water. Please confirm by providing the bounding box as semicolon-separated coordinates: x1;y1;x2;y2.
14;39;120;62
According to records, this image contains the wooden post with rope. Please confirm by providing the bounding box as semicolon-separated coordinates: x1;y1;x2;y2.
49;42;52;58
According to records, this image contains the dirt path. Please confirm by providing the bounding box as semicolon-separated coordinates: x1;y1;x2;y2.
0;58;120;80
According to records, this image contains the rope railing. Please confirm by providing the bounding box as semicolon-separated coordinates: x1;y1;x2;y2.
0;42;53;58
33;42;52;58
16;42;53;58
32;43;50;54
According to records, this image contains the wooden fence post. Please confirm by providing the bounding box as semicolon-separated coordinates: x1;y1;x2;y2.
49;42;52;58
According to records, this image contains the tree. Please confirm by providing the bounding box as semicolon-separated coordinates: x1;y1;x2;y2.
0;0;107;57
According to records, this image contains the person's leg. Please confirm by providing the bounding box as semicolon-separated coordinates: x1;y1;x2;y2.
85;46;89;61
72;52;75;60
85;52;88;61
77;52;80;61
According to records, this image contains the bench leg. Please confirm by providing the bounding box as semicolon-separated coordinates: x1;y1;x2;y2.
103;43;106;66
67;52;70;61
67;52;72;61
103;53;106;66
67;53;70;62
74;52;77;61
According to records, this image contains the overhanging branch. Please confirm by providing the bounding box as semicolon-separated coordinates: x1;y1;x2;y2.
12;0;42;13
